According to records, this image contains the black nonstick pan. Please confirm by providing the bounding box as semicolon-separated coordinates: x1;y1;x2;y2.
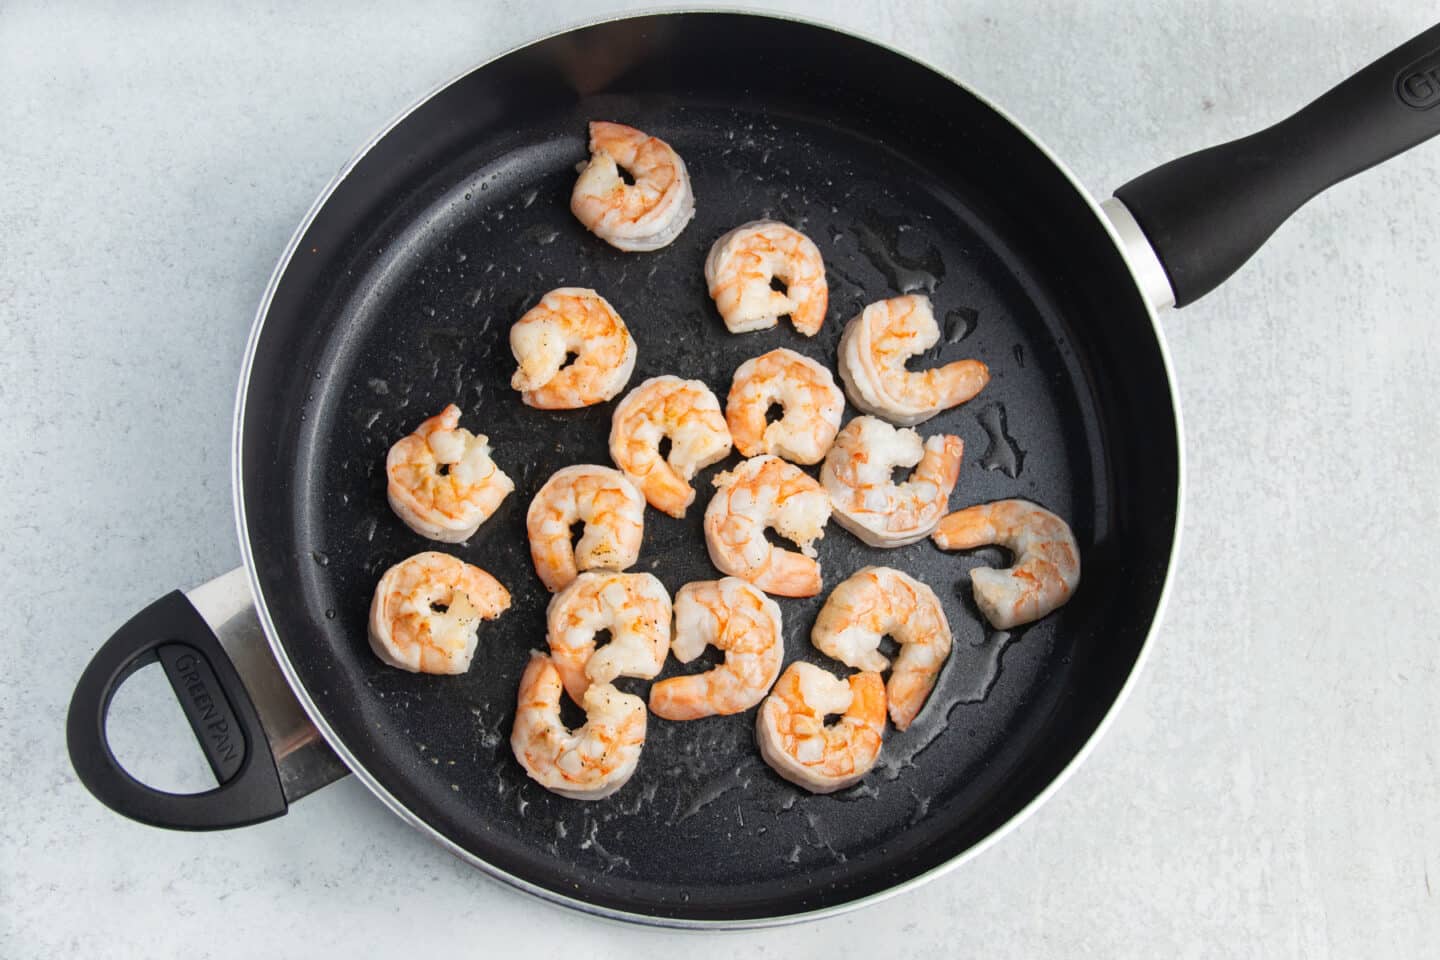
66;12;1440;926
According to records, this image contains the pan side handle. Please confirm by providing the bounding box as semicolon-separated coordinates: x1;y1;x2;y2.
1112;22;1440;308
66;568;348;830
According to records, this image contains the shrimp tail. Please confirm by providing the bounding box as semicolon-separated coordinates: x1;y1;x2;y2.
932;505;997;550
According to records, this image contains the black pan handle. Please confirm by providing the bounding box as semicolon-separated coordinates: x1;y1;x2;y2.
67;589;288;830
1114;22;1440;308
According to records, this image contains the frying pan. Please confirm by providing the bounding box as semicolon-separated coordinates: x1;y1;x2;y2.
65;12;1440;926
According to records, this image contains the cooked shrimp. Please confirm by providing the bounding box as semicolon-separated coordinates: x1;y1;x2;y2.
704;220;828;336
385;404;514;543
570;121;694;252
810;566;952;730
821;415;963;548
511;652;647;800
649;578;783;721
609;376;732;518
932;499;1081;629
726;348;844;465
756;662;885;794
510;287;636;409
546;571;671;705
368;551;511;674
527;465;645;592
703;455;832;598
838;295;989;426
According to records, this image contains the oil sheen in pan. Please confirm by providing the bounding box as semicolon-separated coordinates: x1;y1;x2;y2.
286;99;1105;910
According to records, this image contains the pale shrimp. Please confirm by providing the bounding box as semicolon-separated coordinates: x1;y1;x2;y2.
810;566;953;730
511;652;647;800
756;662;885;794
932;499;1081;629
838;295;990;426
726;348;844;465
546;571;672;705
703;455;832;598
704;220;829;336
385;404;514;543
510;287;636;409
527;465;645;593
570;121;695;252
609;376;733;518
649;578;783;721
821;415;964;548
368;551;511;674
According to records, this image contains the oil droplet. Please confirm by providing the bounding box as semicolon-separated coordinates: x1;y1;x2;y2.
854;217;944;295
455;250;467;263
324;609;336;620
674;766;752;823
521;188;537;208
422;305;436;318
526;225;560;246
480;182;488;191
977;403;1025;478
833;782;881;802
949;629;1016;702
907;791;931;826
367;378;389;396
785;845;802;863
463;288;483;308
944;306;978;343
1012;344;1025;368
311;550;330;567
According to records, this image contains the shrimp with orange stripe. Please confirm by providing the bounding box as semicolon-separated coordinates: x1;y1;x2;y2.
368;552;511;675
705;220;828;336
571;121;694;252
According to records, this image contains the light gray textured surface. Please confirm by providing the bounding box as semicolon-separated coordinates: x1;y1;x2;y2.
2;1;1437;955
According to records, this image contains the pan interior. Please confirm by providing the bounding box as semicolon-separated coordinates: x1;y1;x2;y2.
240;14;1177;922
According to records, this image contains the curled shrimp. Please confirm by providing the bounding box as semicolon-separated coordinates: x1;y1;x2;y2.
649;578;783;721
385;404;514;543
821;415;964;548
546;571;671;705
932;499;1080;629
811;566;953;730
609;375;733;518
704;220;828;336
510;287;636;409
527;465;645;592
368;551;511;674
703;455;832;598
570;121;694;252
756;662;885;794
511;652;647;800
838;295;989;426
726;348;844;465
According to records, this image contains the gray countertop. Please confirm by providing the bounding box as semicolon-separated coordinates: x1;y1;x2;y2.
2;2;1437;956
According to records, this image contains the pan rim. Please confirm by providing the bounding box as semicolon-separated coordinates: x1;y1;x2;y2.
231;7;1186;929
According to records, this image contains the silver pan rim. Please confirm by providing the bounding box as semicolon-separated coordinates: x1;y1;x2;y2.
232;6;1186;930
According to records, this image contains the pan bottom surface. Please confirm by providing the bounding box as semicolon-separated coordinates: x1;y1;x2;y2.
249;49;1170;921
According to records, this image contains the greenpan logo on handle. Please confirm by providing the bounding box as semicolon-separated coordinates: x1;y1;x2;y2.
1397;49;1440;109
